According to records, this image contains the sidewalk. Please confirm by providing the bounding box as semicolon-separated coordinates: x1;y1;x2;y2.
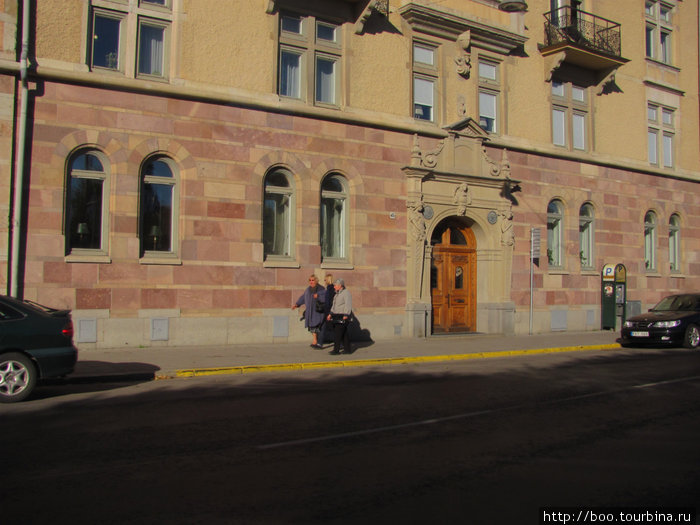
70;330;622;382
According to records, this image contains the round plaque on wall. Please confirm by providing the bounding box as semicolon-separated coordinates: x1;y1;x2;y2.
487;210;498;224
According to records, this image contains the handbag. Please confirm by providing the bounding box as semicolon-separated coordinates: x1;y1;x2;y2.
315;299;326;314
331;313;346;324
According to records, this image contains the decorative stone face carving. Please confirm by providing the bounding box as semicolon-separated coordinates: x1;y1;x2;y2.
455;30;472;79
453;182;472;216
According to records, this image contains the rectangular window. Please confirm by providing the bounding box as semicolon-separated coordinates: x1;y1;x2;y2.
413;44;435;66
316;55;336;105
479;91;497;133
648;130;658;164
89;2;171;79
552;108;566;146
648;102;674;167
662;133;673;167
478;61;497;81
91;11;123;70
551;81;589;151
646;1;674;65
278;13;340;106
572;113;586;150
478;58;500;133
279;49;302;98
412;41;438;122
414;76;434;121
316;22;336;43
137;21;165;77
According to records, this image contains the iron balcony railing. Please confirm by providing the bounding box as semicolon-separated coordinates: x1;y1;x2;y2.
544;7;622;58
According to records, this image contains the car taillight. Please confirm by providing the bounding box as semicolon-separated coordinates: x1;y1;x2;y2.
62;320;74;339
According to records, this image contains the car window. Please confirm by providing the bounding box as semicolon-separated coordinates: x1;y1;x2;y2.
0;302;24;320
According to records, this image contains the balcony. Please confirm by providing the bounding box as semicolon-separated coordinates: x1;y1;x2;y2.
541;7;628;72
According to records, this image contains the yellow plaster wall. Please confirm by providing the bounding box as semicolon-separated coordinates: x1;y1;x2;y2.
35;0;82;63
179;0;275;91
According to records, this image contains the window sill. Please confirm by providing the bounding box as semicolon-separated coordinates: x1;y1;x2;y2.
140;252;182;265
547;267;569;275
321;261;354;270
65;252;111;264
263;258;300;269
644;58;681;73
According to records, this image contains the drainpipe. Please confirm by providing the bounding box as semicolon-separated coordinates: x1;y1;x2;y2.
10;0;30;298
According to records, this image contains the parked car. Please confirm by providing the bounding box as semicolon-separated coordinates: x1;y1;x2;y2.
0;295;78;402
621;293;700;349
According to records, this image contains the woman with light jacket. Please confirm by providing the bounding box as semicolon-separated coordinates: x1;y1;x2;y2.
327;278;352;355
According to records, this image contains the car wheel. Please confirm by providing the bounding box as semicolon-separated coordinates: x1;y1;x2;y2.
683;324;700;349
0;352;37;403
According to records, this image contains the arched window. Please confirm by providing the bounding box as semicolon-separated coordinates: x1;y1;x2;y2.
320;174;348;262
65;149;109;255
579;202;594;269
263;169;294;259
669;213;680;272
140;156;178;256
644;210;657;271
547;199;564;267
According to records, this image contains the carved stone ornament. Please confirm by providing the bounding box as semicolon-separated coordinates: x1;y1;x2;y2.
453;182;472;216
455;30;472;79
356;0;390;34
482;146;511;178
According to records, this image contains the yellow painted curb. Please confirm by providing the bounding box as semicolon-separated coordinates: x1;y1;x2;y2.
174;343;622;378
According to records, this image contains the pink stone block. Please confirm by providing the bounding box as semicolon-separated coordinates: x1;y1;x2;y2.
76;288;111;309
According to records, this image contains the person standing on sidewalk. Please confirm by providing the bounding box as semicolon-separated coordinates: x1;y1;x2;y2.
319;274;336;347
292;275;326;349
328;278;352;355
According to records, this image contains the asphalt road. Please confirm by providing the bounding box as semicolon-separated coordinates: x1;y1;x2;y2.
3;347;699;524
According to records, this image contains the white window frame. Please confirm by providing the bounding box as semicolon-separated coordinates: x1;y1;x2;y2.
139;155;179;261
137;17;169;79
478;57;501;134
90;8;127;72
645;1;674;65
669;213;681;272
644;210;658;272
320;174;350;265
551;80;589;151
263;169;296;263
648;102;675;168
579;203;595;269
88;1;172;79
547;199;564;269
277;12;341;108
65;149;111;261
412;41;438;122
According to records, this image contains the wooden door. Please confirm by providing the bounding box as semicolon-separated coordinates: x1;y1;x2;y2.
431;225;476;333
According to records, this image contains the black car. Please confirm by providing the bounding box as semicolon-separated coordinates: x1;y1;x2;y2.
621;293;700;349
0;295;78;402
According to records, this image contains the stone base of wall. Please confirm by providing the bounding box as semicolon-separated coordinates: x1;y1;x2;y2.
72;308;408;349
513;305;602;335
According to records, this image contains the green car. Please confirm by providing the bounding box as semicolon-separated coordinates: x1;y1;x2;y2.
0;295;78;403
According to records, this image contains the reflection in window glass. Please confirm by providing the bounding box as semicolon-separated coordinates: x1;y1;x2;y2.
316;56;336;104
92;15;120;69
644;211;657;271
263;171;293;258
141;159;173;252
67;152;105;252
547;200;563;267
669;214;680;272
138;24;164;76
321;175;347;260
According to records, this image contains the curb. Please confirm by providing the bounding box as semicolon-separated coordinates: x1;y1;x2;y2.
173;342;623;379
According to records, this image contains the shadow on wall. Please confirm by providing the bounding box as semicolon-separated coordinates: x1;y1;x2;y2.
348;314;373;346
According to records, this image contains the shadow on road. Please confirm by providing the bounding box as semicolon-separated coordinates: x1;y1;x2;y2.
34;360;160;400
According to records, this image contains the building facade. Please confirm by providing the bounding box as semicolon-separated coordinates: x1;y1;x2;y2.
1;0;698;349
